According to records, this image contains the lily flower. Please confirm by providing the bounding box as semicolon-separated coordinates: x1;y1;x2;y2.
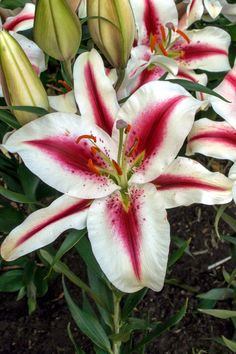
0;50;232;293
120;0;230;98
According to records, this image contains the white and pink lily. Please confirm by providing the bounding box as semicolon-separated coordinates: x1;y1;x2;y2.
2;3;35;32
119;0;230;99
187;64;236;199
0;50;233;293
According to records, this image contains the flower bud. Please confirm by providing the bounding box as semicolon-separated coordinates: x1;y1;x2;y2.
87;0;135;69
66;0;81;12
34;0;82;61
0;31;49;125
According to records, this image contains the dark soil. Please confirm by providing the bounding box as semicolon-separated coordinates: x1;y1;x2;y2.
0;204;234;354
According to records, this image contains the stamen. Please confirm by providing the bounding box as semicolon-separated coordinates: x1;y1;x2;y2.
125;124;131;134
176;29;191;44
116;119;128;130
150;33;158;52
127;137;139;157
91;146;100;155
160;24;166;42
87;159;100;175
158;42;168;56
58;80;72;92
165;22;175;31
76;135;97;144
112;160;123;176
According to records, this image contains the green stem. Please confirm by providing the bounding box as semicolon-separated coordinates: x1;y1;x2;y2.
63;59;73;85
115;68;125;92
112;291;122;354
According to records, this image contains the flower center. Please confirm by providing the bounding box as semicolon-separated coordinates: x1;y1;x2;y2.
76;121;145;191
149;23;190;59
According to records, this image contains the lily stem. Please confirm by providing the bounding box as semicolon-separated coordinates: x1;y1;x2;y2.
112;291;122;354
115;68;125;92
63;59;73;86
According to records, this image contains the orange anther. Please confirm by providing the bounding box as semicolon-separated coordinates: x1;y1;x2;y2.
76;135;97;144
87;159;100;175
160;24;166;42
150;34;158;52
125;124;132;134
176;29;191;44
58;80;72;92
127;137;140;157
158;42;168;57
112;160;123;176
90;146;100;155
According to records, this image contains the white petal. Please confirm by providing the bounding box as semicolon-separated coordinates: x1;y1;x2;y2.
187;118;236;161
114;80;201;183
153;157;233;208
87;183;170;293
49;91;77;113
73;49;119;135
4;113;119;199
3;3;35;32
178;0;204;30
1;195;90;261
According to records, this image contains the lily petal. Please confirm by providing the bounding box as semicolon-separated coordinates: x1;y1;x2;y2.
210;65;236;129
178;0;204;30
3;113;119;199
174;27;231;72
153;157;233;208
87;183;170;293
114;81;201;183
3;3;35;32
73;49;119;135
130;0;178;46
204;0;222;18
1;195;90;261
49;91;77;113
187;118;236;161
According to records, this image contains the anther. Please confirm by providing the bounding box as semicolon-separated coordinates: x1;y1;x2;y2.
76;135;97;144
125;124;132;134
176;29;191;43
160;24;166;42
112;160;123;176
91;146;100;155
58;80;72;92
150;33;158;52
158;42;168;56
87;159;100;175
127;137;139;157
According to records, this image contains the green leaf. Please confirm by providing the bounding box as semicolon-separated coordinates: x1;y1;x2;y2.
0;0;29;9
67;322;85;354
63;278;112;353
0;185;35;203
223;235;236;246
168;79;230;102
219;212;236;233
131;300;188;351
222;336;236;352
122;288;148;320
198;309;236;319
168;239;191;268
0;270;24;292
0;110;20;129
76;236;103;278
0;207;24;232
214;204;230;238
18;164;39;200
6;105;48;116
197;288;235;301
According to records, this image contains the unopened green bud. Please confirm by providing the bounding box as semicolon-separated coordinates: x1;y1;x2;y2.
34;0;82;61
0;31;49;125
88;0;135;69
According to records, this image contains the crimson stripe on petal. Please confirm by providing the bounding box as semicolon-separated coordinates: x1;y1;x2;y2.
130;66;164;94
16;199;90;247
106;190;142;279
143;0;162;44
3;14;34;31
188;130;236;147
128;96;186;159
26;136;108;175
178;43;227;61
154;174;227;191
84;62;114;135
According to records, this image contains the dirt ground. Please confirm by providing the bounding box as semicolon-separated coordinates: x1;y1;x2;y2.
0;204;234;354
